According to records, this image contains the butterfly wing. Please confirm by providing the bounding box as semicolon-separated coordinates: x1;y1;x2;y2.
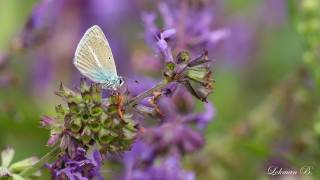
74;25;118;83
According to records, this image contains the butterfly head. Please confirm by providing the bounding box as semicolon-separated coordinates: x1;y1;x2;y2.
100;76;125;90
118;76;125;87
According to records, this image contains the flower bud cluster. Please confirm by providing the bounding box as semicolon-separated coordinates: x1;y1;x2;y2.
40;78;138;158
160;41;214;102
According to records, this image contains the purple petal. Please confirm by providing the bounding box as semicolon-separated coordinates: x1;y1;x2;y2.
157;39;168;51
183;102;215;130
47;133;63;147
163;82;180;98
161;28;176;39
208;28;231;44
39;116;59;128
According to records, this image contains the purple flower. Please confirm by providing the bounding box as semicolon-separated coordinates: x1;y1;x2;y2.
131;153;195;180
139;123;204;155
46;147;103;180
142;1;230;55
120;141;156;180
18;0;63;49
155;29;176;58
140;12;160;46
120;141;194;180
184;102;216;131
162;85;215;130
215;20;254;66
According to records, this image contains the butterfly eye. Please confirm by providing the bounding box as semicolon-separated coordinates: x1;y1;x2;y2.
119;79;122;84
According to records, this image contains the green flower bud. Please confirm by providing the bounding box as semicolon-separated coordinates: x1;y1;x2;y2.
114;124;125;131
109;95;117;103
78;77;90;93
107;105;117;114
81;90;92;104
91;83;102;104
89;120;101;133
175;51;189;64
9;156;39;173
166;61;175;71
68;102;79;113
109;129;118;137
102;118;113;127
81;125;92;144
185;69;210;84
82;109;91;122
55;83;75;98
123;121;139;133
91;104;102;117
183;80;212;102
55;104;67;116
69;115;82;132
98;128;112;144
69;94;83;104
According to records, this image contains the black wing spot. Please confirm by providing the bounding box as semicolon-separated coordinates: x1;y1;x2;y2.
109;57;111;60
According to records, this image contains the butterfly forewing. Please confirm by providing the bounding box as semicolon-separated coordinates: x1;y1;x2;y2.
74;25;118;83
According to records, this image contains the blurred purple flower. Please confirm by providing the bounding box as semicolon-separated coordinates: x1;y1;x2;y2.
184;102;216;131
215;20;254;66
140;12;159;46
120;141;194;180
17;0;64;49
131;47;164;75
130;77;215;131
120;141;156;180
257;0;288;28
46;147;103;180
141;1;230;55
131;153;195;180
87;150;104;180
140;123;204;155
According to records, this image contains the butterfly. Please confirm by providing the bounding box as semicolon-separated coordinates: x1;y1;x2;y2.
73;25;124;90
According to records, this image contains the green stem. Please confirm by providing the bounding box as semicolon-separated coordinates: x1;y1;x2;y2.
124;79;168;108
19;146;62;178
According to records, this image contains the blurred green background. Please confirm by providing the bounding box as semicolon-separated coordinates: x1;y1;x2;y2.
1;0;319;179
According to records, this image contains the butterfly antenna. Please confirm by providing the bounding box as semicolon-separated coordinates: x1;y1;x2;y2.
123;77;139;84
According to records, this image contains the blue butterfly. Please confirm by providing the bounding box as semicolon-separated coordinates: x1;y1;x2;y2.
73;25;124;90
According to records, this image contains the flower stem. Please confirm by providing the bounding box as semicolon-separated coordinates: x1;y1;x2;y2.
124;79;168;108
19;146;61;178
